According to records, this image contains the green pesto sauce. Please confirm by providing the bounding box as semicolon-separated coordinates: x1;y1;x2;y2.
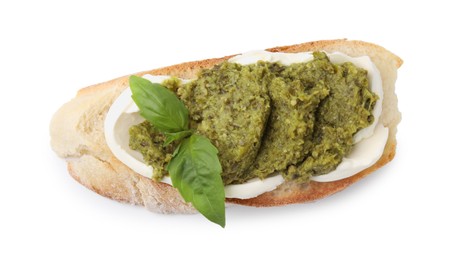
129;52;378;184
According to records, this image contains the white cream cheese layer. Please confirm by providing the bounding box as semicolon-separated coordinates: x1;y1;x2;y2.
104;51;388;199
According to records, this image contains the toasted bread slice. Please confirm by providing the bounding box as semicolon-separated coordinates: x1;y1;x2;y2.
50;39;401;213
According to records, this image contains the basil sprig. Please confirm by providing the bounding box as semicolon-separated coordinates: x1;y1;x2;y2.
129;76;225;227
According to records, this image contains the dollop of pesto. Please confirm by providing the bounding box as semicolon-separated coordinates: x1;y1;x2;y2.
129;121;176;181
129;52;378;184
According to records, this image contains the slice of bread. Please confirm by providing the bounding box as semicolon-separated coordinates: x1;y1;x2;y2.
50;39;402;214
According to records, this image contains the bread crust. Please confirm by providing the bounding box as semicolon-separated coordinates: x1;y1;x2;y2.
50;39;401;213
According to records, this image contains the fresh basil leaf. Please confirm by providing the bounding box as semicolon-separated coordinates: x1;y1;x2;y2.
129;75;189;133
167;134;225;227
164;130;193;146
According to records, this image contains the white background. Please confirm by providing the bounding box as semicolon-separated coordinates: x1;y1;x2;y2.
1;0;454;259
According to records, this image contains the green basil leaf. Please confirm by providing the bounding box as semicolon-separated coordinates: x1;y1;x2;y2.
164;130;193;146
167;134;225;227
129;75;189;133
